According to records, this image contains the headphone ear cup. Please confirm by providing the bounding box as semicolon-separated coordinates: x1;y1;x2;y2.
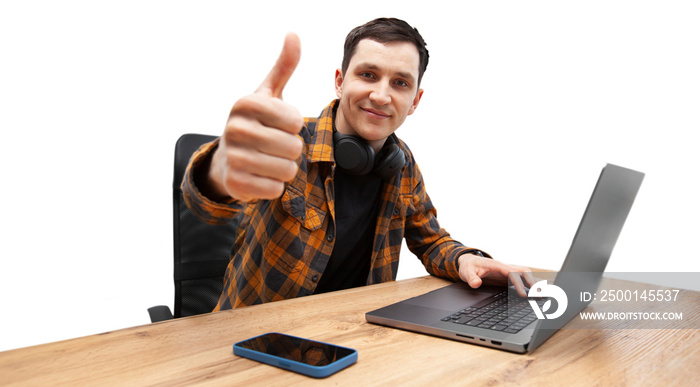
333;132;375;175
373;143;405;180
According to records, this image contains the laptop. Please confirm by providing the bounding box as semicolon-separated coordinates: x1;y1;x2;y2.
366;163;645;353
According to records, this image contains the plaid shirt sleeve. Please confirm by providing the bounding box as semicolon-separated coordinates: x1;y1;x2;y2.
181;138;245;225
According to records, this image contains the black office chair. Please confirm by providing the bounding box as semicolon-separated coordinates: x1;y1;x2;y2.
148;134;238;322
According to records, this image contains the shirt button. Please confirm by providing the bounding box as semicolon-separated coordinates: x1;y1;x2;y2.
311;274;319;282
326;233;334;242
393;208;400;216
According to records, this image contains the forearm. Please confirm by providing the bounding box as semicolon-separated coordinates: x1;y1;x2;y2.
410;231;490;281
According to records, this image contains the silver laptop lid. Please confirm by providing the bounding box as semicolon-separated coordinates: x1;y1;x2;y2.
528;163;645;351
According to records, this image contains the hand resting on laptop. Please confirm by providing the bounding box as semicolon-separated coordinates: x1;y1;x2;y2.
457;254;537;298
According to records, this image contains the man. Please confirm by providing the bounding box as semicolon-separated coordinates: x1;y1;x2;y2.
183;18;534;311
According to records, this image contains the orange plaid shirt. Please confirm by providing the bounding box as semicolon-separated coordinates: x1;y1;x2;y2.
182;100;486;311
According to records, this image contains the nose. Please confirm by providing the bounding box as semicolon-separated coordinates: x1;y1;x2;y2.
369;81;391;106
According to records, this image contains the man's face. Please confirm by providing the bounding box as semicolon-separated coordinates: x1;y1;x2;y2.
334;39;424;151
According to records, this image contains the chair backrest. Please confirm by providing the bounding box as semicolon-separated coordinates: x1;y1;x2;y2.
172;134;237;318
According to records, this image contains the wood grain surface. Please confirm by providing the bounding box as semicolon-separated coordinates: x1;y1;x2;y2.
1;275;698;386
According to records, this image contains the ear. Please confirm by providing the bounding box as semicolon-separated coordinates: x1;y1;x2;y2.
334;68;344;99
407;88;424;116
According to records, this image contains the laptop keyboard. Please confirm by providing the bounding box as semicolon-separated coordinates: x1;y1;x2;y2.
441;290;545;334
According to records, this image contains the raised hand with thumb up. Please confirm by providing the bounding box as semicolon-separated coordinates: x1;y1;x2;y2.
206;33;305;202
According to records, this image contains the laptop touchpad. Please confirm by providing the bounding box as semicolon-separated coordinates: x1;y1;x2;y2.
406;283;499;311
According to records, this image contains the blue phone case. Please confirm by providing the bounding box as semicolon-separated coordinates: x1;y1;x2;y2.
233;332;358;378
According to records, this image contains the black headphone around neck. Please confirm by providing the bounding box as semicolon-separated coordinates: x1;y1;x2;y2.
333;131;406;180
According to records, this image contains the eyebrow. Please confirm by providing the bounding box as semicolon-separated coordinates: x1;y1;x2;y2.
356;62;416;83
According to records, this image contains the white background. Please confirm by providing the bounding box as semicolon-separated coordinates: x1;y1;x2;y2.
1;1;698;352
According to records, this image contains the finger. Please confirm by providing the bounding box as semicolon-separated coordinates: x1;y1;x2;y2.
466;269;483;289
507;266;537;289
522;270;537;288
225;116;303;160
508;272;528;298
225;146;299;182
256;32;301;99
231;94;304;134
224;170;287;202
253;131;303;162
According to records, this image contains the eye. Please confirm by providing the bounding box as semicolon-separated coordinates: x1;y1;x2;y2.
359;72;375;80
395;79;409;88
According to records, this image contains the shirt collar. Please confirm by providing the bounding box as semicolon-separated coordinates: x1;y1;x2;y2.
306;99;339;164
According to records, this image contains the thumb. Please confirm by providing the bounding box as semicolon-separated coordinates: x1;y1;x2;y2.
256;32;301;99
467;273;483;289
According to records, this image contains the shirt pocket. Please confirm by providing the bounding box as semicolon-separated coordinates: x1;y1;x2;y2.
281;186;327;231
392;194;417;220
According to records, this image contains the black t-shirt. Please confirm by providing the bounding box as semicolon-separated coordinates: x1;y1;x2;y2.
314;168;383;294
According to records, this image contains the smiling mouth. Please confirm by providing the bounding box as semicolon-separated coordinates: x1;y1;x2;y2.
361;107;390;118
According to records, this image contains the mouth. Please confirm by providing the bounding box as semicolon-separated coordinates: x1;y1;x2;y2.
361;107;391;119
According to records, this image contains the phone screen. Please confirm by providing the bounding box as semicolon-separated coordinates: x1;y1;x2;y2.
235;333;355;367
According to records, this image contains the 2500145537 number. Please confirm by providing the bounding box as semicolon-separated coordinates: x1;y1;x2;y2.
599;289;680;302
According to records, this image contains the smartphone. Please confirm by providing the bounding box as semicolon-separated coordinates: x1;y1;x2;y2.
233;332;358;378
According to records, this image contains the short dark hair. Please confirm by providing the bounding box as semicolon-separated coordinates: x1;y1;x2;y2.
342;18;430;86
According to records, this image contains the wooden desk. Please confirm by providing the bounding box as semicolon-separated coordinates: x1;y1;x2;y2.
1;276;698;386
